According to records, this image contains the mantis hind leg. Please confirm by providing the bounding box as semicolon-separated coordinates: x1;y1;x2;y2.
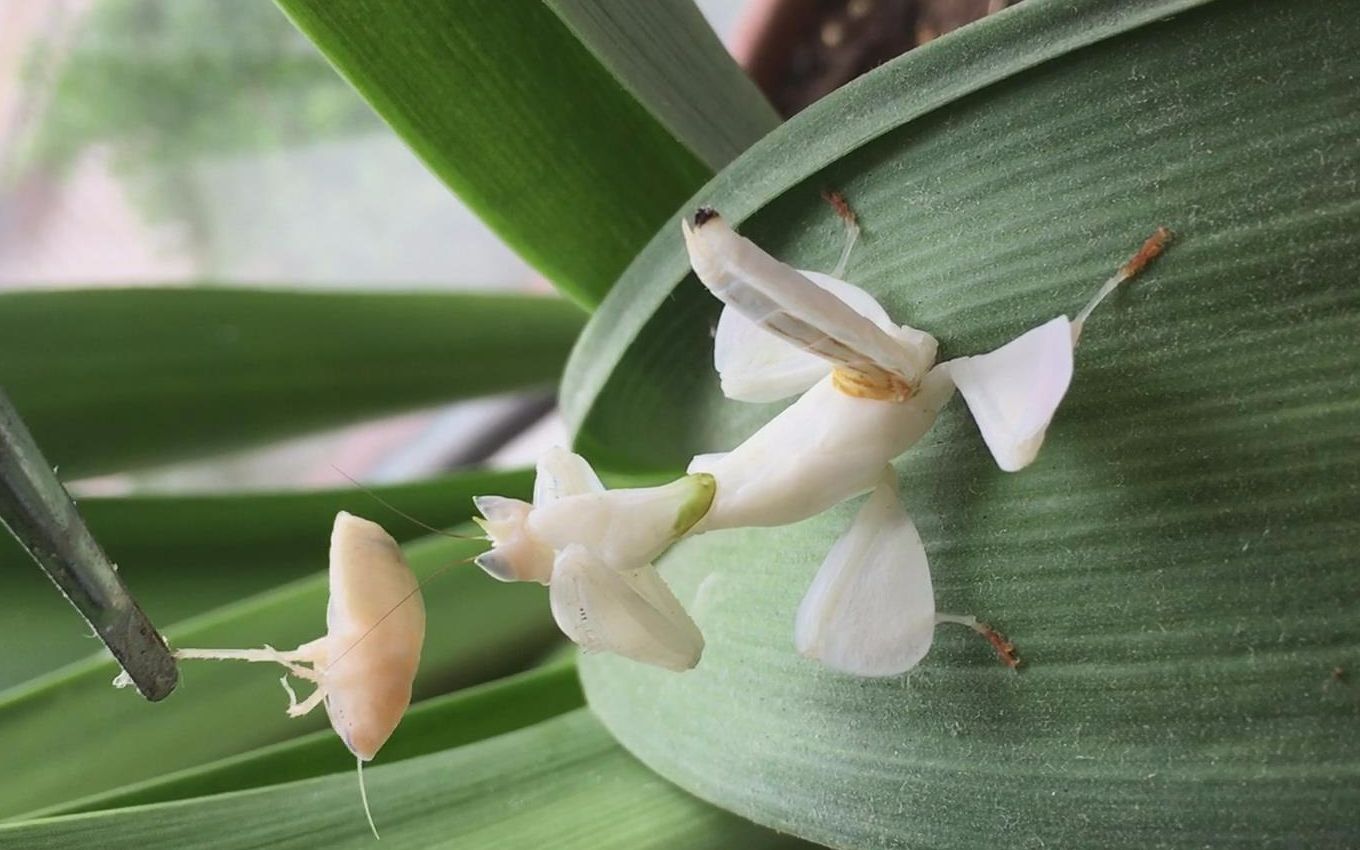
279;674;327;717
935;613;1020;668
1071;227;1173;341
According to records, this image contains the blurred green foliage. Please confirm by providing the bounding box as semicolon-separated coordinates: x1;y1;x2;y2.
24;0;376;171
17;0;380;247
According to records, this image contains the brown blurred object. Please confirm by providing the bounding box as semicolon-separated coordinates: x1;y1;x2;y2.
732;0;1021;117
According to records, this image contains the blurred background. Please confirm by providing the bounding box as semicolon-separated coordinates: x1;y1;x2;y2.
0;0;748;496
0;0;1014;692
0;0;1007;497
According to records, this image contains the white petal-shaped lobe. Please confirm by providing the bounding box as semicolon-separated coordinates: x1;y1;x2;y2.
687;451;728;474
692;367;955;531
477;448;607;584
794;476;935;677
945;316;1075;472
684;214;934;388
549;545;703;671
714;271;916;403
534;445;604;504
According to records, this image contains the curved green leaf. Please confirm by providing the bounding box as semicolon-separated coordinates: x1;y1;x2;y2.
561;0;1213;470
0;529;557;818
567;0;1360;847
0;711;818;850
0;469;532;688
275;0;773;306
31;661;583;818
0;288;581;476
546;0;779;170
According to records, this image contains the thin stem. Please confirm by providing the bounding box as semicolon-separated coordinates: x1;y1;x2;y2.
0;389;177;701
175;647;299;663
175;645;322;682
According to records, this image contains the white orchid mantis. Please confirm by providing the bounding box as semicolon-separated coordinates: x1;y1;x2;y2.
465;202;1165;680
682;210;950;532
473;447;711;671
683;205;1166;675
131;511;425;837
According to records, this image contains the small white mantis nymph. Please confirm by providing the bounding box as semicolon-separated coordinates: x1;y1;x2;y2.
120;511;426;838
682;203;1168;675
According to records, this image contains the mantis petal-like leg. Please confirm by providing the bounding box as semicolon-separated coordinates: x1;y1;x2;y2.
795;471;936;677
482;449;711;668
943;316;1075;472
944;228;1171;472
548;545;704;671
714;299;830;403
684;209;935;401
533;445;604;504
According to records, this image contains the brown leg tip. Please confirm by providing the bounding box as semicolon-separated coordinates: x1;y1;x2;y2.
1120;226;1174;278
820;189;858;226
975;621;1021;669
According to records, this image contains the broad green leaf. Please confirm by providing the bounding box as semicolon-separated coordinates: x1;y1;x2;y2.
561;0;1215;469
546;0;779;170
31;661;583;818
0;469;532;688
0;289;581;476
0;529;557;818
0;711;818;850
276;0;774;307
565;0;1360;847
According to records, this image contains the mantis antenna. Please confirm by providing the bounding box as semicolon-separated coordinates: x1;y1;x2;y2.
331;465;482;541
